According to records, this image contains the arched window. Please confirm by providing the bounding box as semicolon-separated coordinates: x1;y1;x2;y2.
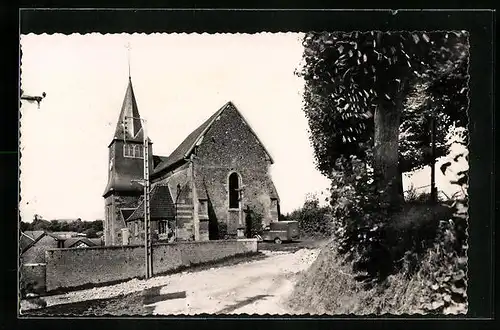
229;172;240;209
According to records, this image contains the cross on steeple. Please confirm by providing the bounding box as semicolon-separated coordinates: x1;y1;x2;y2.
125;41;131;79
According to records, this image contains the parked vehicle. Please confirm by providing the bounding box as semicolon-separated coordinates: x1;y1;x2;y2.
259;221;299;244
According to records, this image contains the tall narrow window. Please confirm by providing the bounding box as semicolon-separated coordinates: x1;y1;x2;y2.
229;172;240;209
136;145;144;158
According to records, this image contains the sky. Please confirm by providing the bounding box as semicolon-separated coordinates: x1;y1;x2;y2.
19;32;333;222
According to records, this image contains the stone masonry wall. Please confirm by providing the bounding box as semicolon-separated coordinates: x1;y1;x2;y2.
20;264;46;294
194;104;279;235
110;195;140;246
152;165;195;241
45;239;257;292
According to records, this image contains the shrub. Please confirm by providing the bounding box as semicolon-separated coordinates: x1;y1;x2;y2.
288;212;467;315
217;221;228;240
287;196;333;238
329;154;457;284
244;206;264;238
412;198;468;313
329;155;391;281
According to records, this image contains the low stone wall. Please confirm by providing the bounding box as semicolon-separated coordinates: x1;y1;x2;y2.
45;239;257;292
20;264;46;295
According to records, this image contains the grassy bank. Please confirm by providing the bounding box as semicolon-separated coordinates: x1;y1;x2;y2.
287;200;468;315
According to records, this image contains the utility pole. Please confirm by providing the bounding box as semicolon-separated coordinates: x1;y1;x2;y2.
430;109;437;204
175;184;181;242
126;116;152;279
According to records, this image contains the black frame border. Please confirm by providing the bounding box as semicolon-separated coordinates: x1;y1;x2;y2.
1;7;495;330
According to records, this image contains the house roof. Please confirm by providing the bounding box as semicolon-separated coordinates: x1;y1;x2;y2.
127;184;176;221
110;77;151;146
63;237;97;248
23;230;45;241
20;231;46;253
152;101;274;177
89;238;104;246
48;231;80;238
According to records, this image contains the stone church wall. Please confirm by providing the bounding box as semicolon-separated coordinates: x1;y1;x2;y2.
151;165;195;241
105;195;140;246
194;105;279;236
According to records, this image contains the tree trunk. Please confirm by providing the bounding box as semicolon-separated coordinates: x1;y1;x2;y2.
398;161;404;197
373;101;404;210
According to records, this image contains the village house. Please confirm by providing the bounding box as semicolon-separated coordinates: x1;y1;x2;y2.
20;231;101;264
20;231;101;295
102;77;281;246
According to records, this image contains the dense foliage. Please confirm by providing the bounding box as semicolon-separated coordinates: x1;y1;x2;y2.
286;195;333;238
244;206;264;238
299;31;469;205
20;216;103;238
399;56;469;172
287;30;470;313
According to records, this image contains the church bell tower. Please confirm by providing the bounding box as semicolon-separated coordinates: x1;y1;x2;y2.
102;77;153;246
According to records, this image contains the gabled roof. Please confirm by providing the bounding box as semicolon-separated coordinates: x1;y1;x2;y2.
22;230;45;241
110;77;151;145
48;231;80;239
89;238;104;246
152;101;274;176
63;237;97;248
20;231;46;254
127;184;176;221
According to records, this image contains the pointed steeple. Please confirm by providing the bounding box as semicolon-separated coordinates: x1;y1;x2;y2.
112;77;146;143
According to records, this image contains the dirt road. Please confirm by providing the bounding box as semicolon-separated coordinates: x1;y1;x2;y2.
146;248;319;315
22;244;321;316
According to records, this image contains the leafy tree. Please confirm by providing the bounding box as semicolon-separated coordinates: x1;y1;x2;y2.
49;220;60;232
244;206;264;238
399;52;469;172
91;220;104;232
20;221;32;232
299;31;469;207
31;214;50;231
73;218;85;233
83;228;98;238
288;195;333;238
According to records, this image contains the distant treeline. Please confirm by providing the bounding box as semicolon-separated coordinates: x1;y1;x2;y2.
21;217;104;238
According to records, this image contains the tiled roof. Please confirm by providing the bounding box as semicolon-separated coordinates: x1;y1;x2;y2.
127;184;176;221
152;101;274;177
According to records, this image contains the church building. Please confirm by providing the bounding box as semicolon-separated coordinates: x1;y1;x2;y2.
103;78;281;246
